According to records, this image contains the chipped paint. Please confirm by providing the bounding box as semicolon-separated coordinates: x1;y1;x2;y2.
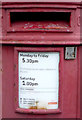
29;101;47;109
11;21;69;31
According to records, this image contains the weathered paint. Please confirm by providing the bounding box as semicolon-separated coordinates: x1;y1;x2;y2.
1;2;80;45
1;1;80;119
2;46;79;118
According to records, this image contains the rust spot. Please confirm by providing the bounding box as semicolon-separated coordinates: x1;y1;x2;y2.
29;101;47;110
29;106;37;109
15;97;17;102
14;64;16;70
29;106;46;110
0;68;3;72
14;83;16;87
38;107;47;110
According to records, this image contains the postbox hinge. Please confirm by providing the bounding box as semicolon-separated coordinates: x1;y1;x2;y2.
65;47;77;60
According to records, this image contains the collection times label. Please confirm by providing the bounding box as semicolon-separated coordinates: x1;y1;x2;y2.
19;52;59;109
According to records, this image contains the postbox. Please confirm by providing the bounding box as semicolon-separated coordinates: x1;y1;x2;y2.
0;0;81;119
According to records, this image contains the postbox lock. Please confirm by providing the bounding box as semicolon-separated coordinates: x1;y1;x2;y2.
65;47;77;60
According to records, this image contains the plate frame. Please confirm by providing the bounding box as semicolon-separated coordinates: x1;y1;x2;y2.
14;47;64;114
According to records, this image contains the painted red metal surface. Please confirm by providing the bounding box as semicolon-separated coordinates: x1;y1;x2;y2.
1;1;80;119
6;9;74;33
1;2;80;45
2;46;79;118
1;0;82;4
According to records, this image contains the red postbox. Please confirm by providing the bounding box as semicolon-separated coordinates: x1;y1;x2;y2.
0;0;80;119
